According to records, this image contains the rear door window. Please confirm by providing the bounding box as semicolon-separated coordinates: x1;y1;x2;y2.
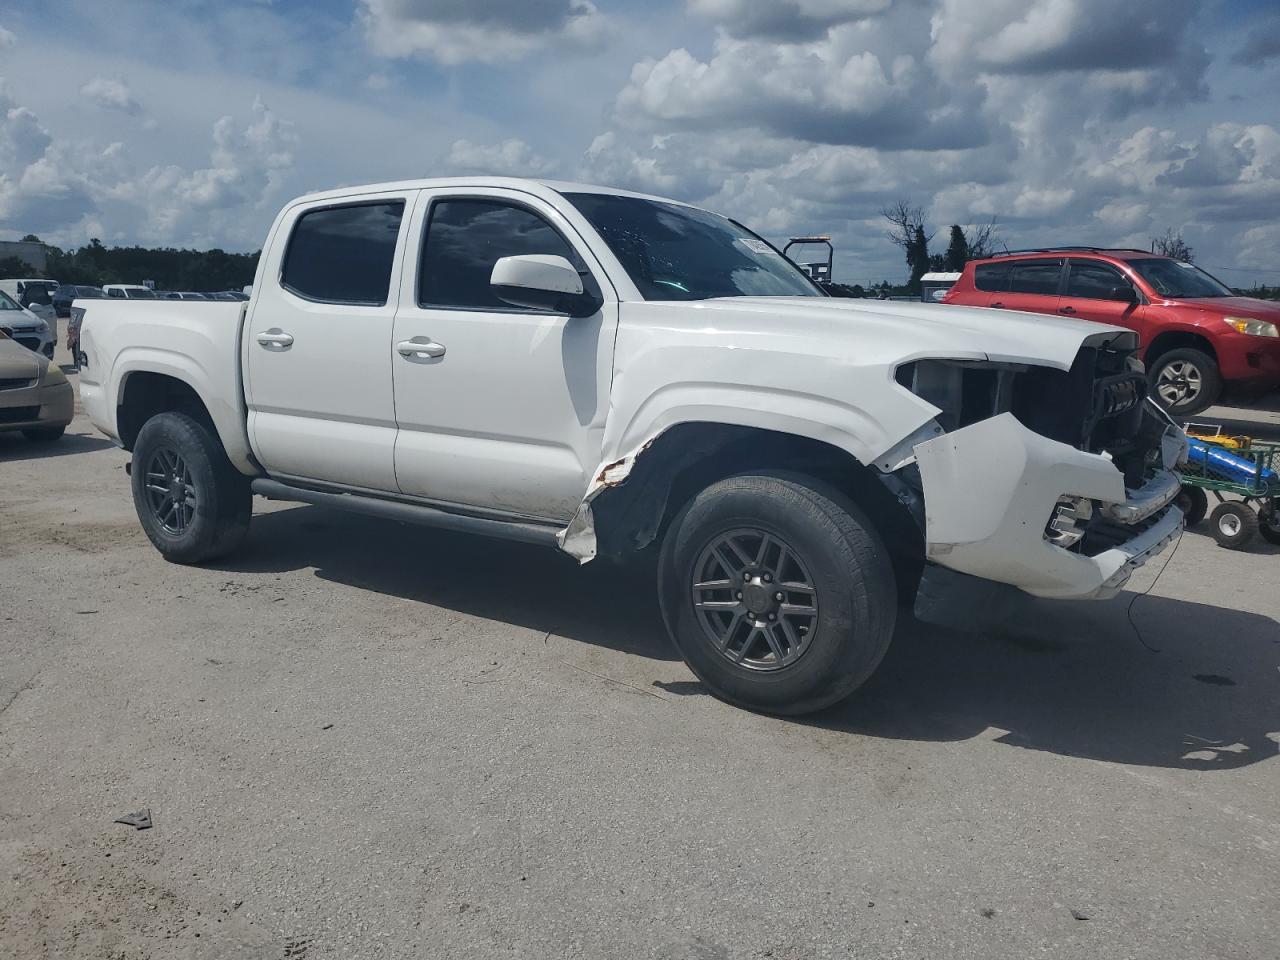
974;262;1010;292
281;201;406;305
1008;260;1063;296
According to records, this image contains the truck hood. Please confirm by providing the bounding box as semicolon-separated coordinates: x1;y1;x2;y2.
691;296;1133;371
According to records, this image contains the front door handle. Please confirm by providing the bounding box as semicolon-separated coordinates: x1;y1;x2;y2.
397;338;446;359
1059;305;1077;315
990;301;1005;309
256;330;294;347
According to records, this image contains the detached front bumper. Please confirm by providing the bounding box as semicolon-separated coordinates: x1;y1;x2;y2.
913;412;1183;601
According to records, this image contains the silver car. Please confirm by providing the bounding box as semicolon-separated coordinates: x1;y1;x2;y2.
0;328;73;442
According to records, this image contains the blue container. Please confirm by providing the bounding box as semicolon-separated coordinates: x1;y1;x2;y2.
1186;438;1279;488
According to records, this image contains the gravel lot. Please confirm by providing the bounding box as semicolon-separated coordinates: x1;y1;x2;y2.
3;351;1279;959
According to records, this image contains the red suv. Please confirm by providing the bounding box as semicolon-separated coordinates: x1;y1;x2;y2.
942;248;1280;416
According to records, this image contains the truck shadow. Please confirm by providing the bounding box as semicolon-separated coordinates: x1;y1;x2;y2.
225;505;1280;772
808;591;1280;771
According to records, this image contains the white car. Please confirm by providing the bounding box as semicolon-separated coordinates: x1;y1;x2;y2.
102;284;158;300
0;278;58;345
0;288;57;358
77;178;1186;714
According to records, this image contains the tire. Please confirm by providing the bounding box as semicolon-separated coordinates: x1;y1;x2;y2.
131;411;252;564
1208;501;1258;550
1148;348;1221;417
657;471;896;716
1259;502;1280;546
1175;484;1208;527
22;425;65;443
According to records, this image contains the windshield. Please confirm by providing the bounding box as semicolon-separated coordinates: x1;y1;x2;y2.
1128;258;1234;299
0;290;20;311
564;192;822;300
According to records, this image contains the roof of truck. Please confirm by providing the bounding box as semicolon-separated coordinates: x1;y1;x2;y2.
288;177;692;209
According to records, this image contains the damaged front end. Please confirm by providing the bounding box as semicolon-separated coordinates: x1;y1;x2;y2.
889;338;1186;615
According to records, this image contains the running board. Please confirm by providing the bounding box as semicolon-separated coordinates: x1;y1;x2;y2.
250;478;562;547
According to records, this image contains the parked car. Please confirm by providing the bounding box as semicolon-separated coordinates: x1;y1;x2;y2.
0;278;59;336
77;178;1185;715
103;284;158;299
942;248;1280;416
52;284;105;319
155;291;211;301
0;326;73;441
0;289;57;358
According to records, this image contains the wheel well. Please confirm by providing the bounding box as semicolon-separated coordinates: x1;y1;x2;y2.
1144;331;1217;366
589;422;924;602
117;373;214;451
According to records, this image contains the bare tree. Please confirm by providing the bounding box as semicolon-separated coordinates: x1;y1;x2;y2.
964;218;1004;260
881;201;930;251
1151;228;1194;262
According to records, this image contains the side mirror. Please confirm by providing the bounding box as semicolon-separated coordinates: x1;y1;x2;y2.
1109;284;1137;303
490;255;599;316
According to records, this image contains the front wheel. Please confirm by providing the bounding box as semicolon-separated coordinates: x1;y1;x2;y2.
1149;348;1221;417
131;411;251;563
1175;485;1208;527
657;472;896;716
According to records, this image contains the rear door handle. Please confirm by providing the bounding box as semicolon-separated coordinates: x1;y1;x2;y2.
256;330;294;347
397;338;446;359
1059;306;1077;315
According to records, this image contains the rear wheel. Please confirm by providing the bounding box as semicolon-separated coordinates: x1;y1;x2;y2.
1209;501;1258;550
131;412;251;563
657;472;896;715
1149;348;1221;417
1174;485;1208;527
1259;502;1280;545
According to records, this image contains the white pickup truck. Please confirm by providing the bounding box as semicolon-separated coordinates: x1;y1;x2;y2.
80;177;1186;714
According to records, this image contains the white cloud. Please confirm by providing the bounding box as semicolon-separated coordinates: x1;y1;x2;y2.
445;138;558;176
80;77;143;116
360;0;607;64
615;23;988;150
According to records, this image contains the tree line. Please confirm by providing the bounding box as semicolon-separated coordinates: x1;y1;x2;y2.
1;236;260;292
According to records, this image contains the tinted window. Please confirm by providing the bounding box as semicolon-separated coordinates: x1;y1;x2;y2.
1009;260;1062;296
282;201;405;305
565;192;820;300
107;288;126;298
126;288;157;299
1067;261;1130;300
419;199;589;310
974;262;1010;292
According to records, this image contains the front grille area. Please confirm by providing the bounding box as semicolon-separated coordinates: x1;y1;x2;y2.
0;377;34;391
0;405;39;424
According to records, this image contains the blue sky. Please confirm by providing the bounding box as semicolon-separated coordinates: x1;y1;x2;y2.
2;0;1279;284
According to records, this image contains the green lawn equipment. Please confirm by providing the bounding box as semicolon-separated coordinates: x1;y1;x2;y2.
1176;427;1280;549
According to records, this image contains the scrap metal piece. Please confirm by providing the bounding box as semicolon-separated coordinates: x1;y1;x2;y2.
115;809;153;830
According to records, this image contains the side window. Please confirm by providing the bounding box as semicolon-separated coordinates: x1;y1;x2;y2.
281;200;405;306
974;262;1010;292
107;288;125;298
1067;260;1131;300
419;199;591;311
1009;260;1063;296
